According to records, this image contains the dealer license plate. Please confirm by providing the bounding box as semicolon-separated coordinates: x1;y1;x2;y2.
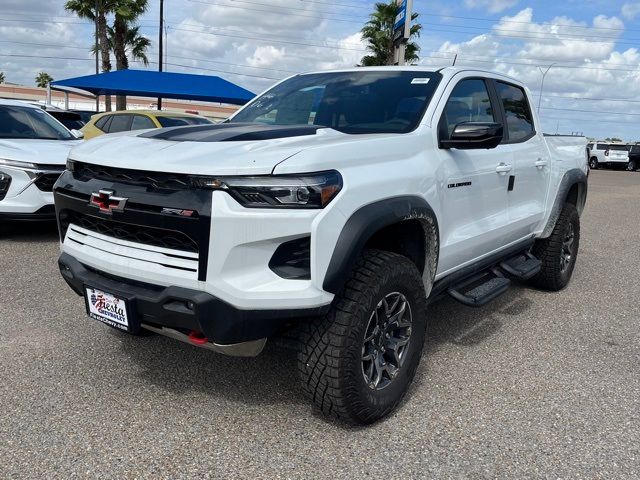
85;287;130;331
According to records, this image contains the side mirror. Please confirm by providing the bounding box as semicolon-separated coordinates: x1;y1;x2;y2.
440;122;503;150
71;129;84;139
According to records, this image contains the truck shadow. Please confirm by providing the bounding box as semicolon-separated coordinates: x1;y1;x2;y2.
117;285;533;413
0;221;59;242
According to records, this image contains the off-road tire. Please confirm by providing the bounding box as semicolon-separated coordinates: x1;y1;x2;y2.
297;249;428;424
589;157;598;170
530;203;580;291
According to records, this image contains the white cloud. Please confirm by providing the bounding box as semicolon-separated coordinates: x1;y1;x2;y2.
420;7;640;139
464;0;520;14
621;2;640;20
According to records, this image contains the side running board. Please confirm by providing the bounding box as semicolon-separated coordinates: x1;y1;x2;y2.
447;270;511;308
446;251;542;307
500;252;541;281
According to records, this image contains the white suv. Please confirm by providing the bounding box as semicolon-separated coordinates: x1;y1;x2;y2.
55;67;588;424
588;142;630;170
0;99;81;220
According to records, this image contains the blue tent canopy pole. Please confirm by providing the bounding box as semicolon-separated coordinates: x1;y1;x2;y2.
50;69;255;106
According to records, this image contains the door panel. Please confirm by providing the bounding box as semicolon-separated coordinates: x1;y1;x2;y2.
435;78;513;275
494;81;549;238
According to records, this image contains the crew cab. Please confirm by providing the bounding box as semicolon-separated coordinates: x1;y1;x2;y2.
588;142;631;170
54;67;588;424
0;99;81;220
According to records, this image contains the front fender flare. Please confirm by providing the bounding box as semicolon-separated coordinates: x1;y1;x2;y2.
322;196;439;295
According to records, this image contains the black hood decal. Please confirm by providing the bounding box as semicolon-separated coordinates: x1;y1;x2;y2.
139;123;325;142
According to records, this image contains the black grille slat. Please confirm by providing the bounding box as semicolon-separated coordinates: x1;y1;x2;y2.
63;213;198;253
73;162;191;190
35;173;62;192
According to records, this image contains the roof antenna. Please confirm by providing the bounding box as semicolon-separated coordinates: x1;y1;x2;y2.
452;54;458;66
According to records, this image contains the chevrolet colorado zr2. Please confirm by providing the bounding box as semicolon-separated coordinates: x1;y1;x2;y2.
53;67;588;424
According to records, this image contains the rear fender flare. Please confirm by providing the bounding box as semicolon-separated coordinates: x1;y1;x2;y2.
541;168;588;238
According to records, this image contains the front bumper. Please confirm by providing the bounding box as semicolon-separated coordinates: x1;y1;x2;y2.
58;252;329;355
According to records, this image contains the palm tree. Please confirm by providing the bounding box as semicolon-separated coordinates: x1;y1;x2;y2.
0;71;5;84
35;72;54;88
360;1;421;66
112;0;149;110
66;0;115;110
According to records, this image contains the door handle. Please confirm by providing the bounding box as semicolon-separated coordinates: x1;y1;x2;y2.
495;163;512;174
535;159;548;169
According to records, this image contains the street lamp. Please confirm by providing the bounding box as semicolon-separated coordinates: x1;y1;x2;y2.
537;63;556;113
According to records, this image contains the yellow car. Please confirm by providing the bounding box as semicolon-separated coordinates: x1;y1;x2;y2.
81;110;213;139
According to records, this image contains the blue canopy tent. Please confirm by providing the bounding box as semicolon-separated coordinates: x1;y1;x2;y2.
50;69;255;106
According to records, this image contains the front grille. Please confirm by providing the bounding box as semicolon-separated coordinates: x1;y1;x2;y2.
72;162;192;191
34;173;63;192
61;212;198;253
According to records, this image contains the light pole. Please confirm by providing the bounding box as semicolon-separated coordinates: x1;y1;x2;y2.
537;63;556;113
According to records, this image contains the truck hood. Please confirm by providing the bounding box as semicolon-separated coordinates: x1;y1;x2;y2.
68;124;391;175
0;138;81;166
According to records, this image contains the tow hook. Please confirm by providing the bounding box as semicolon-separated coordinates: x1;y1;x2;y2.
188;331;209;345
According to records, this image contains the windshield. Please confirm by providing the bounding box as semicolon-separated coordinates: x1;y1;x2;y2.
230;71;442;134
157;116;212;127
49;111;85;130
0;105;75;140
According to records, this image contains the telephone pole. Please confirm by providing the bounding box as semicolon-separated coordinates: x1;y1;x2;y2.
95;0;100;111
157;0;164;110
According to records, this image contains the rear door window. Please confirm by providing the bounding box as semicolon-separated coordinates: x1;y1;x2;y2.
496;81;535;142
131;115;156;130
107;115;132;133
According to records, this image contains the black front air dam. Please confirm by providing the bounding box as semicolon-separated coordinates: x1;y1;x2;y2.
58;252;329;346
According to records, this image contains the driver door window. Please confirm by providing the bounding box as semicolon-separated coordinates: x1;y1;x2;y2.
441;79;496;138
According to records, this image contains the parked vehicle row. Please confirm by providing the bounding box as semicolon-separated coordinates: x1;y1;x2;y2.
587;142;638;171
0;100;213;219
81;110;212;139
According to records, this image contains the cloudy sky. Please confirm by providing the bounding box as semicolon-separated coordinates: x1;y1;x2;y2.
1;0;640;139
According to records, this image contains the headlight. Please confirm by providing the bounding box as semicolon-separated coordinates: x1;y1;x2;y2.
0;158;38;170
190;170;342;209
66;158;76;172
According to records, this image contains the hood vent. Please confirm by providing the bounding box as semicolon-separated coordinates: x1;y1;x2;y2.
139;123;325;143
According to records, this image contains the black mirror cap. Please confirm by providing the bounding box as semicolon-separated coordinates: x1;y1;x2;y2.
440;122;504;150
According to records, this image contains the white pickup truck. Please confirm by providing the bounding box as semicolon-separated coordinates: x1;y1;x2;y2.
54;67;588;424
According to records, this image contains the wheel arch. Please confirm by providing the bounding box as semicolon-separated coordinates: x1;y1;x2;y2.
322;196;439;296
541;169;588;238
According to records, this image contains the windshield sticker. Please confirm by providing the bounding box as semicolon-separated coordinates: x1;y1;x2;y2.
411;78;431;84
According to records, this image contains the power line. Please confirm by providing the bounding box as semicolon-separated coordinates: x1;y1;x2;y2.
542;106;640;116
169;25;367;52
185;0;365;24
422;11;638;34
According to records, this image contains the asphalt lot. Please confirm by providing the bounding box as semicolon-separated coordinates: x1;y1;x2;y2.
0;170;638;479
